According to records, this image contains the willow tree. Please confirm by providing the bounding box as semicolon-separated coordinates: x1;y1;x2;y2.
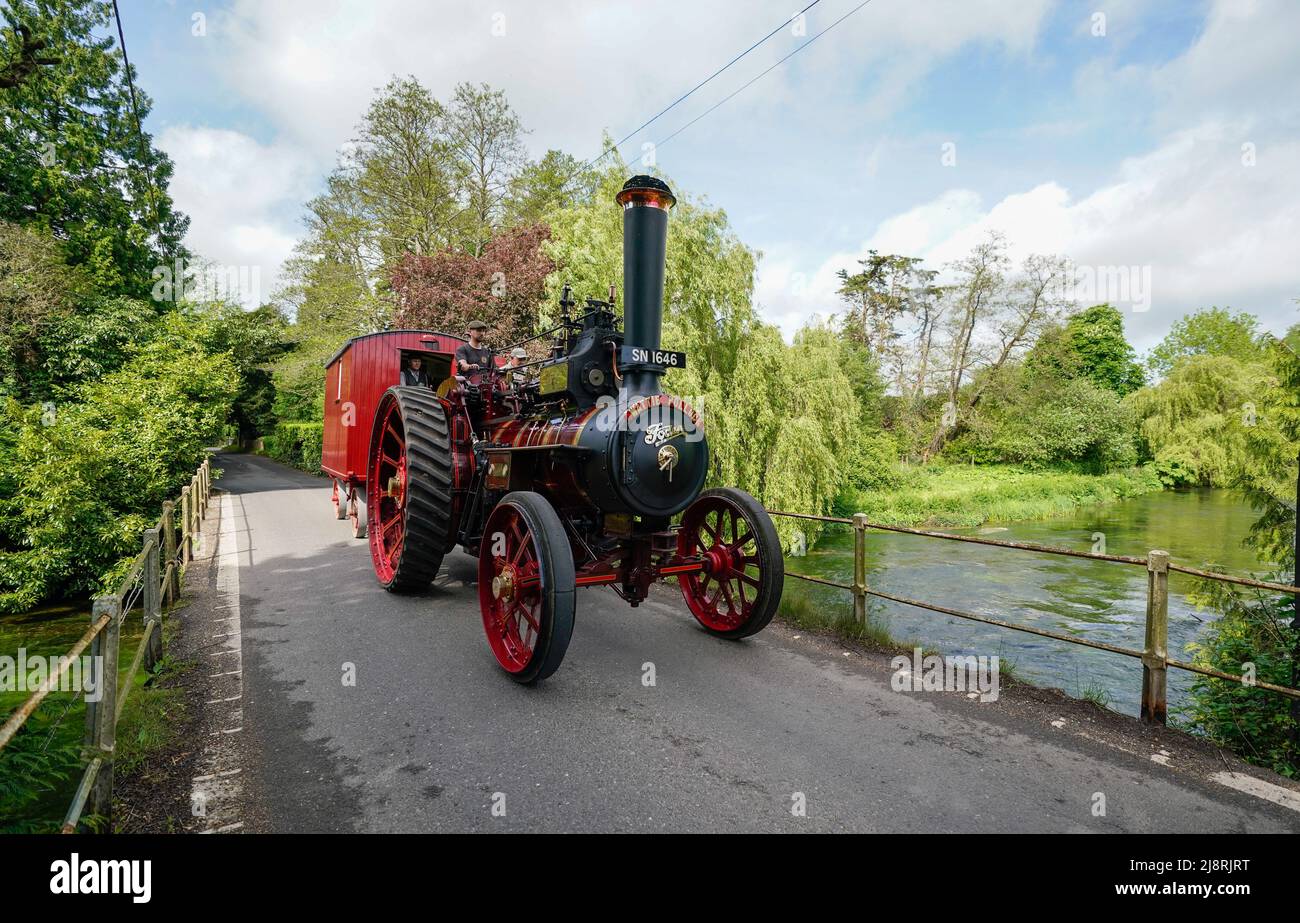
1125;353;1275;486
1183;327;1299;774
542;165;758;389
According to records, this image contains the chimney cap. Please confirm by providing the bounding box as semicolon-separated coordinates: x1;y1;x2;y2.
616;175;676;210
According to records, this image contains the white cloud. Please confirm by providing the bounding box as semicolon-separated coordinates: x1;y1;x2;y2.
202;0;1051;160
159;126;318;307
758;123;1300;347
757;0;1300;347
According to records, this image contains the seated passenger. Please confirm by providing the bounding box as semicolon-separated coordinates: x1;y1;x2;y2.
401;355;431;387
503;347;530;387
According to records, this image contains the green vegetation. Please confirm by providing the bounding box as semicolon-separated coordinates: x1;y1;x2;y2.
1181;328;1299;776
113;652;191;779
264;422;324;474
0;2;285;613
775;591;913;652
839;463;1163;528
0;704;82;833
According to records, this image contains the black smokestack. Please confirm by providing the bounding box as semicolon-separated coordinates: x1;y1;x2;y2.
617;175;675;395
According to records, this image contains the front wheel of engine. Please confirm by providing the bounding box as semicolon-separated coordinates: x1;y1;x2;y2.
478;491;575;684
677;487;784;639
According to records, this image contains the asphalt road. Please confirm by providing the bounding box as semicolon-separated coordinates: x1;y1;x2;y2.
211;452;1300;833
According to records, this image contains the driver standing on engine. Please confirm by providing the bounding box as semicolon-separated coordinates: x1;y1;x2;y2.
456;320;494;383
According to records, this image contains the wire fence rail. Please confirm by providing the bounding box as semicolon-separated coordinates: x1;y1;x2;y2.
767;509;1300;724
0;459;213;832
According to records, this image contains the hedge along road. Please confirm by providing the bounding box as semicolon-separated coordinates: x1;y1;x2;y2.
208;451;1300;833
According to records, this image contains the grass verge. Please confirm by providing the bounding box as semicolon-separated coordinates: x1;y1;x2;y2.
838;462;1163;528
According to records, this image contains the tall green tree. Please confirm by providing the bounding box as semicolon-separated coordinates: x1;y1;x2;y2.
1048;303;1144;396
0;0;187;297
1146;307;1264;378
446;82;527;256
1125;353;1272;486
351;76;458;264
504;150;597;227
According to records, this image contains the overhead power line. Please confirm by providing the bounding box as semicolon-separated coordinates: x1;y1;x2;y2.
110;0;163;241
653;0;877;152
587;0;824;168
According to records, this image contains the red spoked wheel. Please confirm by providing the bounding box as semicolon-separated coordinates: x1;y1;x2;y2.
366;387;453;592
478;492;575;684
677;487;783;639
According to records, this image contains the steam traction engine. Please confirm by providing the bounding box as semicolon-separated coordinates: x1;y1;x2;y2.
322;176;782;683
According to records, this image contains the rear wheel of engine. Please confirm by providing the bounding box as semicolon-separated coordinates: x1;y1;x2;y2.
366;387;453;592
678;487;783;639
331;480;347;520
478;492;575;684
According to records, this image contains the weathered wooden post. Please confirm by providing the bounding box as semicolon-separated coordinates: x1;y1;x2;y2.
162;500;180;601
200;460;210;513
181;485;193;564
190;474;201;552
86;596;120;827
143;528;162;671
1141;550;1170;725
852;513;869;624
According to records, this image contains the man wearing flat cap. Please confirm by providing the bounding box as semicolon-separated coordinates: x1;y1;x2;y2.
503;346;530;386
456;319;493;380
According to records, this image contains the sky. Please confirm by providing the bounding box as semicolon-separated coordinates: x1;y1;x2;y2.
119;0;1300;350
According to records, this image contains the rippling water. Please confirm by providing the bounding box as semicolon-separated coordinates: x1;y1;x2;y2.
783;488;1272;717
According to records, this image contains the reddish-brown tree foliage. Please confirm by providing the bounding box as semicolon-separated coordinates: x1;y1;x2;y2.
388;224;554;347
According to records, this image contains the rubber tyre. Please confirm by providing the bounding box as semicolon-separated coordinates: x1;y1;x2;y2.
367;387;453;593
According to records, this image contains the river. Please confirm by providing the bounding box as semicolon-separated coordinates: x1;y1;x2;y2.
783;488;1272;718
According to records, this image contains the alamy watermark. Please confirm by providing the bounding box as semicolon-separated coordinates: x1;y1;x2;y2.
0;648;102;702
891;647;1000;702
1053;259;1153;313
589;392;707;443
151;258;261;306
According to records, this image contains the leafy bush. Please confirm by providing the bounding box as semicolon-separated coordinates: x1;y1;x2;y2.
1182;589;1297;777
0;316;238;613
952;375;1139;471
265;422;324;474
1152;449;1199;487
0;715;82;833
843;429;901;490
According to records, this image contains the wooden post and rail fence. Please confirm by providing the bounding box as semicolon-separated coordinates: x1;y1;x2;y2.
767;509;1300;725
0;458;213;833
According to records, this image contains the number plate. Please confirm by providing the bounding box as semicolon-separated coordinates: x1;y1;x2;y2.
619;346;686;369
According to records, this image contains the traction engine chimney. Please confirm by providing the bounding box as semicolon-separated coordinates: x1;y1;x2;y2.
616;175;675;396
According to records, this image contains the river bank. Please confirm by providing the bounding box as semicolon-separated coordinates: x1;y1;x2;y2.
838;463;1164;528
